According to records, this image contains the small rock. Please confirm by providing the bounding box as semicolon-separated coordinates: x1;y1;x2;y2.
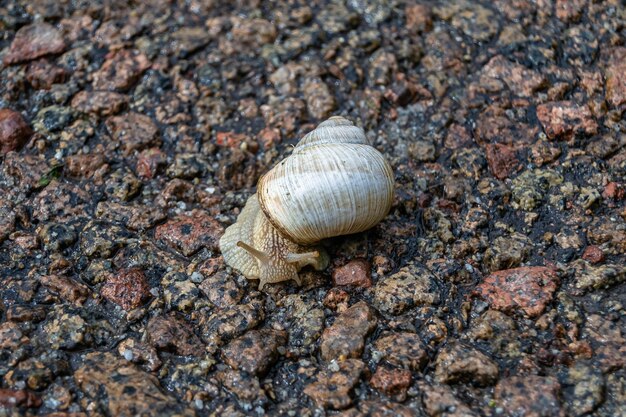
71;91;128;117
581;246;605;264
536;101;598;140
95;201;166;231
369;367;412;399
474;266;560;318
3;23;66;65
222;329;287;375
136;148;167;179
485;143;520;180
420;382;478;417
372;264;440;315
231;18;277;47
117;338;162;372
583;314;626;372
0;388;41;409
38;223;77;252
0;109;32;154
146;314;204;356
65;154;107;179
101;268;151;311
33;105;75;133
332;259;372;288
215;131;249;149
479;55;546;97
323;288;350;311
26;59;67;89
571;261;625;291
216;369;267;406
43;306;90;350
373;332;429;371
161;271;199;312
39;275;89;306
79;220;128;258
605;48;626;107
483;233;532;273
303;359;364;410
0;322;27;350
302;78;336;120
74;352;195;416
562;362;605;416
405;4;432;33
105;112;161;156
320;301;377;361
556;0;585;22
434;343;499;386
92;49;151;91
200;302;264;348
495;375;563;417
198;270;243;308
278;295;323;356
602;182;624;200
154;210;223;256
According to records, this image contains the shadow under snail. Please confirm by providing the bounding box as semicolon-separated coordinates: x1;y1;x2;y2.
219;116;395;289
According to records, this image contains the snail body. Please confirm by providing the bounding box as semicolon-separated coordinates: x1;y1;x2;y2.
219;116;394;289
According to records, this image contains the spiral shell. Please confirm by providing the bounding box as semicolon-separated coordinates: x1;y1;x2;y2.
257;116;394;245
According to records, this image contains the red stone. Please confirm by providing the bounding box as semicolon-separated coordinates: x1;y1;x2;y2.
26;59;67;90
0;109;32;154
136;148;167;179
332;259;372;288
474;266;560;318
71;91;128;116
370;367;412;397
92;49;151;91
101;268;151;311
536;101;598;140
258;127;281;149
582;246;605;264
3;23;66;65
154;210;223;256
323;288;350;310
106;112;161;156
602;182;624;200
216;131;249;148
485;143;520;180
0;388;41;408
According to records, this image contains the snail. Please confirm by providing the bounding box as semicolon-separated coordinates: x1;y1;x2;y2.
219;116;394;289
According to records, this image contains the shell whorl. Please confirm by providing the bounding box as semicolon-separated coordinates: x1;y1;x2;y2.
294;116;370;152
257;116;394;245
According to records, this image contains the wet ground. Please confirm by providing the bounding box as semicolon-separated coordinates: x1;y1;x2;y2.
0;0;625;416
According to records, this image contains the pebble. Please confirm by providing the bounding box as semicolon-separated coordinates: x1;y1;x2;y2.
331;259;372;288
3;23;66;65
536;101;598;140
0;109;32;154
474;266;560;318
372;264;440;315
221;329;287;375
434;343;499;386
154;210;223;257
101;268;151;311
320;301;377;361
303;359;364;410
495;375;562;417
74;352;195;416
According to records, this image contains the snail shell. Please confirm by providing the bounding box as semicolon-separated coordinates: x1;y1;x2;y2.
257;116;394;245
219;116;394;289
